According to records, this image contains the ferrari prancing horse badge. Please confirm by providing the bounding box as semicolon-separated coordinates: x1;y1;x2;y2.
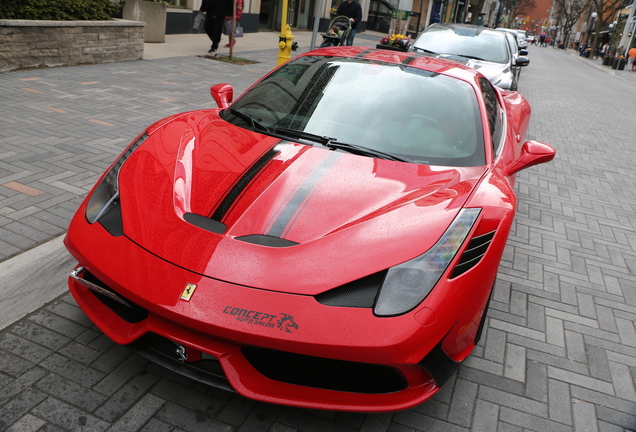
180;283;197;301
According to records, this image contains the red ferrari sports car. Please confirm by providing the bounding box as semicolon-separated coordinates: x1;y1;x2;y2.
64;47;555;412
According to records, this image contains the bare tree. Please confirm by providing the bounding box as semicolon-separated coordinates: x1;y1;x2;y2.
553;0;590;46
500;0;537;27
589;0;624;54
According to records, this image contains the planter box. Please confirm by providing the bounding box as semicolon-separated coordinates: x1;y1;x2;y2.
0;19;144;73
611;58;626;70
376;44;408;52
602;56;612;66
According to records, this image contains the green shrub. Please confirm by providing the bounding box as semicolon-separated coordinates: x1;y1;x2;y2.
0;0;121;20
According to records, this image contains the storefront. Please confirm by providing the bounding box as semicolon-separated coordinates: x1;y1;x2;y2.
165;0;342;34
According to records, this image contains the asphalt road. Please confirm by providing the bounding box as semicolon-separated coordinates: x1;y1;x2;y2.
1;42;636;431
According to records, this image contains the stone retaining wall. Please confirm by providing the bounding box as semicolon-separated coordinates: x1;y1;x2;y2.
0;19;145;73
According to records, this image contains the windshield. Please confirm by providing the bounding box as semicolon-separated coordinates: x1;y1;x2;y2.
414;25;509;64
222;56;485;167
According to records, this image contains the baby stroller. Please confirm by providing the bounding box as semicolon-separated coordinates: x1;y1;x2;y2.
320;16;352;47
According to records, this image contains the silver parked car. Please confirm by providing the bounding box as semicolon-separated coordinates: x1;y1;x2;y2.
496;27;529;50
410;23;529;91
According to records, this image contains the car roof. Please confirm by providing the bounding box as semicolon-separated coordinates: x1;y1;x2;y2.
496;27;526;40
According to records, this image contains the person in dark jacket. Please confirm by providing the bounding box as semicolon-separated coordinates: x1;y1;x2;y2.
200;0;233;54
336;0;362;46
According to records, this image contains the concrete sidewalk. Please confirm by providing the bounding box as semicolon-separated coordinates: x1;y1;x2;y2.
143;29;387;62
552;44;636;85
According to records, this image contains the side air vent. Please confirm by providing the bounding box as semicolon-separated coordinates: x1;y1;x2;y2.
314;270;387;308
450;230;496;278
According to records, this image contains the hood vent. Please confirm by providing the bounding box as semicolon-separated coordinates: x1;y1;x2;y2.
450;230;495;278
236;234;299;248
184;212;227;234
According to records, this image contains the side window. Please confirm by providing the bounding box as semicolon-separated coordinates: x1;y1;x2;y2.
479;78;504;155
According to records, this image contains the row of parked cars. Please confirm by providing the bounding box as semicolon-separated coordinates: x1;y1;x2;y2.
409;23;530;91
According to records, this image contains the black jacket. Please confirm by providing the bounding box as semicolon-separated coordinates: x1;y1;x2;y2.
336;0;362;29
200;0;233;17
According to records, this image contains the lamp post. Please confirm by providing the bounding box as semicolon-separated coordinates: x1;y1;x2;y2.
585;12;598;49
624;20;636;60
609;20;617;43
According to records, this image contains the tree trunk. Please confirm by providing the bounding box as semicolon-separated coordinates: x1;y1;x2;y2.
470;0;486;24
229;0;236;59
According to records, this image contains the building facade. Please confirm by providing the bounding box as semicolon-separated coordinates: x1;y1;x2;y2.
162;0;553;37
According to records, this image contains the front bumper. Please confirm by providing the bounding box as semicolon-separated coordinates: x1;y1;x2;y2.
63;212;492;412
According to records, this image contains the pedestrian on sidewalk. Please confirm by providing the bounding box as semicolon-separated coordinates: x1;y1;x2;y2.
224;0;243;48
336;0;362;46
200;0;233;55
628;45;636;71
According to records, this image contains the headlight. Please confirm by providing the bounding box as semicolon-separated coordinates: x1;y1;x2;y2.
374;208;481;316
85;133;148;224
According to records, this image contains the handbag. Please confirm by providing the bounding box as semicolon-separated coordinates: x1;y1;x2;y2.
223;21;243;37
192;12;205;32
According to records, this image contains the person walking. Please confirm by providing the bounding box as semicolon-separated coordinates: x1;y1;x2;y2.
336;0;362;46
200;0;233;55
629;45;636;71
224;0;243;48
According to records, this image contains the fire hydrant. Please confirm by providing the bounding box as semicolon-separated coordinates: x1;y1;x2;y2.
277;24;298;66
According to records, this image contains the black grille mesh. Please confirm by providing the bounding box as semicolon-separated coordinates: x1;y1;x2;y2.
242;346;407;394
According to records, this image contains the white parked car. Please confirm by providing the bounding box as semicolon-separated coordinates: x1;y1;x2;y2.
410;23;529;91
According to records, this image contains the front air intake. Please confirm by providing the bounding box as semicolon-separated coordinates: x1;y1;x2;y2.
242;346;407;394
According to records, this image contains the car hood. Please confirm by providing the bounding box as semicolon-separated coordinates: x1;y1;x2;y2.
117;111;488;294
411;51;511;87
437;54;509;78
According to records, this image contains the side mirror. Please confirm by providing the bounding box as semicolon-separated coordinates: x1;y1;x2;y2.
505;140;556;176
210;84;233;109
516;56;530;67
519;49;528;56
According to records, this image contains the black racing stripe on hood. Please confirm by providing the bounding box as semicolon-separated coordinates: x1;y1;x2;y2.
355;49;376;58
266;151;342;238
210;145;281;221
401;55;419;65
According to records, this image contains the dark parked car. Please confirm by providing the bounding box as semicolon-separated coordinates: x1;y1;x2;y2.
410;23;529;91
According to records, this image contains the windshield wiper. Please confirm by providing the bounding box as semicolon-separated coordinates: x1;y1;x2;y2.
413;47;438;55
228;109;270;133
244;125;412;163
454;54;487;61
272;127;333;145
324;140;413;163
